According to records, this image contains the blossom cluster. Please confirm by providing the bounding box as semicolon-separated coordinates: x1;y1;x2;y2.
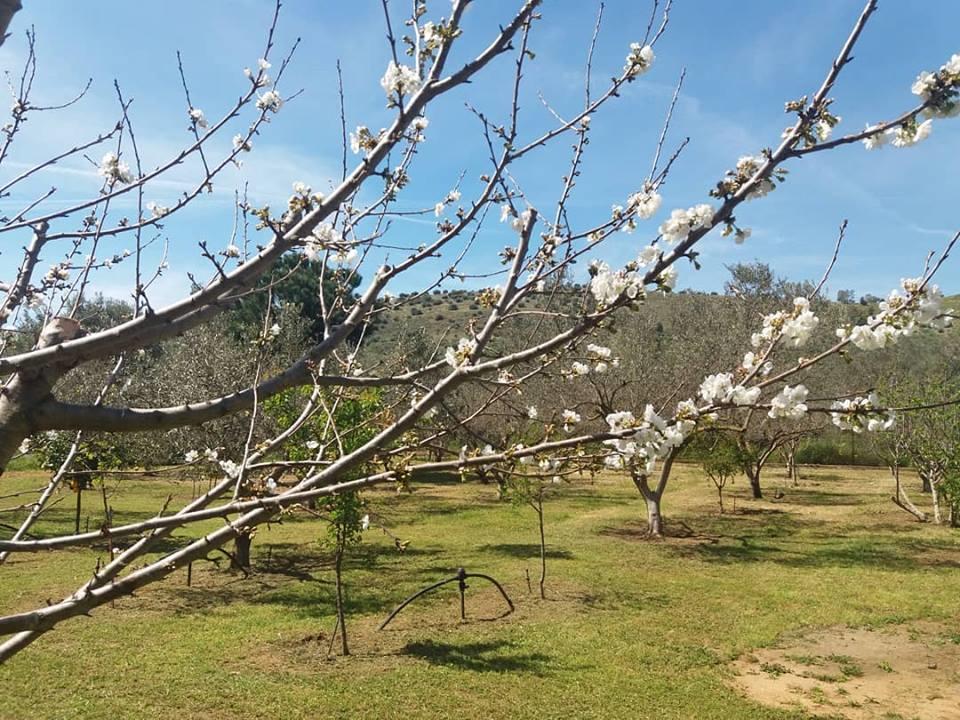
830;393;895;433
740;351;773;377
588;261;643;308
698;373;761;406
445;337;477;368
561;409;581;432
603;401;698;474
624;43;655;79
381;61;422;99
911;52;960;119
188;107;208;129
836;277;950;351
585;343;617;374
752;297;819;349
863;52;959;150
255;89;283;112
712;155;782;201
863;117;933;150
97;152;134;185
626;187;662;220
781;96;842;148
350;125;378;154
658;204;714;245
768;385;808;420
434;188;461;216
146;201;170;219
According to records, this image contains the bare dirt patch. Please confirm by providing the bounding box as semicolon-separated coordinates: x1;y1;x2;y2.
731;622;960;719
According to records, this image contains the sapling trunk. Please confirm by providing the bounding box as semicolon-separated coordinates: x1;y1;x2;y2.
536;490;546;600
334;545;349;656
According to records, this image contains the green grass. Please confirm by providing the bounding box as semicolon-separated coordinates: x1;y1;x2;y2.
1;464;959;719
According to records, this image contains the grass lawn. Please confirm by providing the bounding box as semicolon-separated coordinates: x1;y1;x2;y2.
1;463;959;719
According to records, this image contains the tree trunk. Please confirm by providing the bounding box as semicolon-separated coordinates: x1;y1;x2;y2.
632;471;664;537
746;465;763;499
231;531;252;571
333;547;349;656
785;448;799;485
929;476;942;525
645;493;664;536
891;464;927;522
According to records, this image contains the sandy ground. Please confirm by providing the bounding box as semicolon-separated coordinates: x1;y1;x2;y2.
731;623;960;719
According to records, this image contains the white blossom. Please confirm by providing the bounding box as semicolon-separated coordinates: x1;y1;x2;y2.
380;61;421;97
586;343;612;359
624;43;655;78
146;201;170;219
445;337;477;368
184;450;199;463
831;393;895;433
304;222;343;261
232;134;252;152
589;262;643;308
839;278;950;353
699;372;758;406
350;125;376;154
561;409;581;432
657;265;678;290
658;203;714;244
219;459;241;478
188;107;208;128
334;247;358;265
603;402;696;475
637;245;660;267
890;119;932;147
255;90;283;112
862;124;888;150
97;152;134;184
627;189;662;219
814;119;833;142
911;70;938;99
768;385;808;420
752;297;819;349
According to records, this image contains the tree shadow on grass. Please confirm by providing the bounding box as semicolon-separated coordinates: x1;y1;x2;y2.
156;541;448;618
666;523;960;572
478;543;573;560
402;639;553;675
777;488;866;507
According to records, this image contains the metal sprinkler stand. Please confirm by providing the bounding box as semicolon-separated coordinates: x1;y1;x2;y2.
378;567;514;630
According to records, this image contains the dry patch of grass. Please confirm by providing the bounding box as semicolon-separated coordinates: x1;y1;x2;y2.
732;622;960;719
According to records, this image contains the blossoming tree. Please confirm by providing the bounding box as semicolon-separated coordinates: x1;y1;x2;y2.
0;0;958;663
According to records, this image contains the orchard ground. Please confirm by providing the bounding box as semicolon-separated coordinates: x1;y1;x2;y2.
2;464;959;719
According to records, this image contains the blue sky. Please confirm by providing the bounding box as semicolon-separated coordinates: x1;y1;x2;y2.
1;1;958;308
